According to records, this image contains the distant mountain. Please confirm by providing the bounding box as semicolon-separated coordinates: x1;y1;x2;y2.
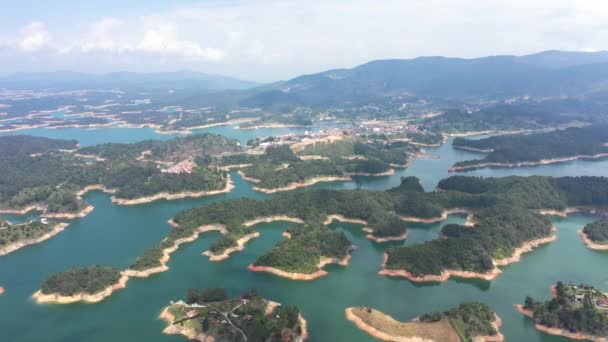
241;50;608;107
0;71;259;91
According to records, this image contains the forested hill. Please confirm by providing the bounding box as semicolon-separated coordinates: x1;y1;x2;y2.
451;125;608;170
241;51;608;107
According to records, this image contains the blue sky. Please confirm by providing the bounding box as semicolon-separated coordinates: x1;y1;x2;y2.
1;1;607;82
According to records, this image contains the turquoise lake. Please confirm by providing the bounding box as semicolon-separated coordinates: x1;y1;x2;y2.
1;125;607;341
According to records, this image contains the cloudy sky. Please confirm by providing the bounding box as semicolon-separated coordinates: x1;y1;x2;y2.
0;0;607;82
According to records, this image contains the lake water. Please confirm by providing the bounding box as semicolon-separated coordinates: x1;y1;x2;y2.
1;125;607;342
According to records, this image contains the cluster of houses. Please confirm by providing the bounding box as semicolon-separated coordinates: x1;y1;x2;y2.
161;159;196;174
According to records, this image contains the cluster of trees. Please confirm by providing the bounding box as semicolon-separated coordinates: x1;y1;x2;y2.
235;139;416;190
78;133;241;163
0;220;57;247
0;135;77;157
386;175;608;275
133;175;608;275
187;287;228;304
524;281;608;336
234;294;303;341
40;266;121;296
385;205;552;275
453;125;608;167
129;247;164;271
423;99;606;134
254;224;352;273
130;186;408;269
405;132;444;145
0;135;236;212
583;217;608;244
419;302;498;341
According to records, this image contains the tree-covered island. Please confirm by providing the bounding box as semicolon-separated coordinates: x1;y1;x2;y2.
579;217;608;251
33;266;127;304
160;288;307;342
450;125;608;172
346;302;503;342
518;282;608;340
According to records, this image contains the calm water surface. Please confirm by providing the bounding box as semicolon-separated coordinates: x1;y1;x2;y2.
1;127;607;342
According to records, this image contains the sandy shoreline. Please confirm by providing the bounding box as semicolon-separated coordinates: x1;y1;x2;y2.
0;223;70;257
159;307;207;341
32;275;128;304
237;170;261;183
248;246;355;281
237;123;307;130
453;145;494;153
515;305;607;341
111;175;234;205
399;209;474;224
203;231;261;261
365;231;409;243
578;230;608;251
473;314;505;342
346;169;396;177
492;228;557;267
126;223;227;277
346;307;502;342
449;153;608;172
243;215;305;227
325;215;409;242
253;176;352;193
345;307;410;342
379;230;557;283
380;229;556;282
323;214;368;226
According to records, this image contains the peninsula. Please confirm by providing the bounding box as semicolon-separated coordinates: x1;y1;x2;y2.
160;288;307;342
346;302;503;342
0;220;69;256
450;125;608;172
517;282;608;341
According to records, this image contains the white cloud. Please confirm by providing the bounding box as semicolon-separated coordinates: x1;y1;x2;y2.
0;21;53;52
135;23;224;61
0;0;607;80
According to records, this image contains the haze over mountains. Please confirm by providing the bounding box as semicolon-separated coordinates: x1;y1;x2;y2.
0;71;259;91
4;50;608;108
243;50;608;107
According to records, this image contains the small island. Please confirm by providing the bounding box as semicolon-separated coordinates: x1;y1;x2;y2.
517;282;608;341
580;217;608;250
160;288;307;342
346;302;503;342
249;224;354;280
32;266;127;304
0;220;69;256
450;125;608;172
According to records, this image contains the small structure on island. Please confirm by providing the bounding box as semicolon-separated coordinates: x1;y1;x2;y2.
186;310;197;318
